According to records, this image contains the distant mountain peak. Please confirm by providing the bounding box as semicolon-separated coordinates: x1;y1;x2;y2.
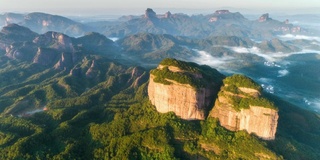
259;13;271;22
145;8;157;19
209;10;246;22
215;10;230;14
164;11;172;18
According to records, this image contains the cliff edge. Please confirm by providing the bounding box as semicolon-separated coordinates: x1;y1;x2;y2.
209;74;279;140
148;58;224;120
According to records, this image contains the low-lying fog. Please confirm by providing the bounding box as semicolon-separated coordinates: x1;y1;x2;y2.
189;38;320;113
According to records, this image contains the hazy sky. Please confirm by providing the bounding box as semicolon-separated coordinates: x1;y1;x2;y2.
1;0;320;15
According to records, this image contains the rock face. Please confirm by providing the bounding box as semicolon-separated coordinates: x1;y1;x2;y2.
164;11;172;18
149;75;212;120
259;13;271;22
33;32;74;52
145;8;157;19
209;10;246;22
209;74;279;140
33;47;58;65
210;104;278;140
148;58;224;120
215;10;230;14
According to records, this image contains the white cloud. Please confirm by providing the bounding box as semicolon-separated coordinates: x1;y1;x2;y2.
278;34;320;42
278;69;289;77
258;77;273;83
108;37;119;42
230;46;320;63
190;49;236;72
313;100;320;113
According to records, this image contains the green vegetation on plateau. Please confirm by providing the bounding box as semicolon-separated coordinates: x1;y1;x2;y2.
223;74;262;91
150;58;224;89
221;74;277;111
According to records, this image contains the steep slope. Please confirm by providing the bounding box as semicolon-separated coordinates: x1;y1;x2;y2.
74;32;117;55
148;58;224;120
210;74;279;140
0;24;38;53
0;12;89;37
22;12;89;37
0;13;24;26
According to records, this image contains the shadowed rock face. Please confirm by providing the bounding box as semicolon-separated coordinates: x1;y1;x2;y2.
0;24;38;51
145;8;157;19
5;42;38;61
33;47;59;66
33;32;74;52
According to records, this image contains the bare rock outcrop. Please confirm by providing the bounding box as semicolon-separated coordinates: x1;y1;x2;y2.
209;74;279;140
145;8;157;19
259;13;271;22
164;11;172;18
149;75;213;120
127;67;148;88
70;67;82;77
215;10;230;14
5;42;37;61
148;58;224;120
210;103;278;140
54;52;73;70
85;60;99;78
33;31;74;52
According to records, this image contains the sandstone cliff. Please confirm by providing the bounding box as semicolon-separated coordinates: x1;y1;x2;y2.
209;74;278;140
148;58;224;120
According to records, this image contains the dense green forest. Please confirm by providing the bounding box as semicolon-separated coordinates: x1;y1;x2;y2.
220;74;277;111
0;25;318;159
0;58;320;159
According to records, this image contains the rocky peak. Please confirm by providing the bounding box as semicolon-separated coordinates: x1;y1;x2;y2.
209;74;278;140
215;10;230;14
0;23;38;42
3;13;24;25
145;8;157;19
284;19;289;24
209;10;245;22
164;11;172;18
33;31;74;52
259;13;271;22
148;58;224;120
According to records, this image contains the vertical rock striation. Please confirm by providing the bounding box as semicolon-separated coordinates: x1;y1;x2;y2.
148;58;224;120
210;103;278;140
148;60;278;140
148;75;212;120
209;74;279;140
